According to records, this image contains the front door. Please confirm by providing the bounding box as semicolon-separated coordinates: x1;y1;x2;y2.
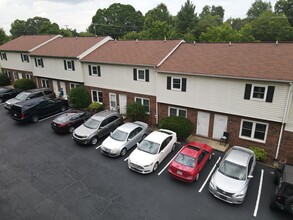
60;81;67;99
213;114;228;140
52;80;59;96
119;94;127;114
18;73;23;79
196;111;210;137
109;93;117;110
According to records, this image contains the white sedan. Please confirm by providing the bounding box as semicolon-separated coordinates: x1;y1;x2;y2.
128;129;177;174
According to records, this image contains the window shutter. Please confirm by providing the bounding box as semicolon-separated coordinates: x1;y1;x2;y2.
71;61;75;71
34;58;37;67
64;60;67;70
167;76;171;90
145;69;149;82
41;59;44;67
133;68;137;81
244;84;252;100
88;65;92;75
266;86;275;103
21;54;24;62
98;66;101;77
182;78;187;92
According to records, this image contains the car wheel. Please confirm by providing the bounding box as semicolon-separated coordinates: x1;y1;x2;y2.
153;162;159;172
195;173;200;181
120;148;127;157
172;144;176;152
90;137;98;145
273;170;281;185
0;98;3;103
60;105;67;112
285;197;293;215
68;126;75;133
31;114;39;123
269;192;278;210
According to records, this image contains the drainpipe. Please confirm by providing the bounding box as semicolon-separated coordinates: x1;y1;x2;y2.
275;82;293;160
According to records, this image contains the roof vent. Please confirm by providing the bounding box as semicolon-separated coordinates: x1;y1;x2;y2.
164;37;166;42
229;42;232;46
193;41;196;45
75;36;78;39
115;39;117;43
136;39;138;43
276;40;278;45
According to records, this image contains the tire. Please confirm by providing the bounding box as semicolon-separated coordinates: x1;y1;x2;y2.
285;197;293;215
31;114;39;123
273;170;281;185
120;148;127;157
68;126;75;133
90;137;98;145
153;162;159;172
60;105;67;112
0;98;3;103
269;192;278;210
172;144;176;152
195;173;200;181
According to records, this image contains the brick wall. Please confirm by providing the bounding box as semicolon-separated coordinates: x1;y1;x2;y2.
279;131;293;165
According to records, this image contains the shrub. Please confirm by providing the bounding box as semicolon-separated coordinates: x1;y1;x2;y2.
68;86;91;108
0;73;10;85
159;116;193;140
89;102;103;113
250;146;267;161
13;79;36;90
126;102;147;121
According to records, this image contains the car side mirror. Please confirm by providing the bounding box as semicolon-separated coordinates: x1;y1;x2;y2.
136;143;139;147
248;175;253;179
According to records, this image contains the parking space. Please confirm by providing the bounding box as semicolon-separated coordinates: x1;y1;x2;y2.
0;106;291;220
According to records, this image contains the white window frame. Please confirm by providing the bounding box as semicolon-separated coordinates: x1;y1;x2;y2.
21;54;29;63
135;97;150;113
0;52;7;60
91;90;103;103
251;84;268;101
41;79;49;88
70;83;79;90
172;77;182;91
25;73;32;79
13;72;19;80
137;69;146;81
92;66;100;76
239;119;268;143
168;107;187;118
36;58;44;68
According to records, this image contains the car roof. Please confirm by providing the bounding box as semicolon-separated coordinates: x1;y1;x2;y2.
225;146;254;167
91;110;119;120
15;96;50;107
145;130;171;143
181;142;209;158
284;165;293;184
26;88;51;93
116;122;139;133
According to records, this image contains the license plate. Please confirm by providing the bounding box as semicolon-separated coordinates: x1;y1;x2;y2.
177;171;182;175
219;195;227;200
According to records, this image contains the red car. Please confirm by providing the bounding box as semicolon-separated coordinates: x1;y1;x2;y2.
168;142;213;183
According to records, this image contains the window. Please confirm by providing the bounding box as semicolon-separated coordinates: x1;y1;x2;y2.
169;107;187;117
21;54;29;63
35;58;44;68
88;65;101;77
92;90;103;103
70;83;79;89
133;68;149;82
0;52;7;60
25;73;32;79
4;70;10;79
240;119;268;142
135;97;150;113
41;79;49;88
64;60;75;71
13;72;19;80
244;84;275;103
167;76;186;92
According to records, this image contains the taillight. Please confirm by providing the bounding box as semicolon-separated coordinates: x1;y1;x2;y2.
21;112;24;119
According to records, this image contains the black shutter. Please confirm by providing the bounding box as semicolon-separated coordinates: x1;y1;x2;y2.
167;76;171;90
145;69;149;82
244;84;252;100
133;68;137;81
34;58;37;67
21;54;24;62
88;65;92;75
72;61;75;71
98;66;101;77
182;78;186;92
266;86;275;103
41;59;44;67
64;60;67;70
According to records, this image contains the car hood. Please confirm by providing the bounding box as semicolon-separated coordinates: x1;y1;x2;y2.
5;98;20;105
213;170;246;193
74;124;96;137
102;136;125;150
129;148;156;165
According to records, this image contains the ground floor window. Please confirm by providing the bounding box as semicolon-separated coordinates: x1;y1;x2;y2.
135;97;150;113
41;79;49;88
70;83;79;90
13;72;19;80
25;73;32;79
92;90;103;103
168;106;187;117
240;119;268;142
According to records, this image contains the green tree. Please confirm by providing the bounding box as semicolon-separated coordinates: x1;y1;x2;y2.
247;0;272;19
195;14;222;39
211;6;225;21
0;28;10;45
38;22;60;34
88;3;144;39
25;17;52;34
225;18;248;30
10;19;27;38
68;87;91;108
175;0;198;34
275;0;293;27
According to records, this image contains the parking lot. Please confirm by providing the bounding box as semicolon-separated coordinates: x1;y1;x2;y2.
0;102;291;220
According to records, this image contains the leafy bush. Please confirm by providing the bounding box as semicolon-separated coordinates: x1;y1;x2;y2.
13;79;36;90
0;73;10;85
126;102;147;121
250;146;267;161
68;86;91;108
159;116;193;140
89;102;103;113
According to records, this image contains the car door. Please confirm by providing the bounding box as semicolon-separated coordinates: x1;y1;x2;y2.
99;118;110;137
158;137;172;163
127;127;142;150
37;100;50;117
196;152;205;173
72;113;84;128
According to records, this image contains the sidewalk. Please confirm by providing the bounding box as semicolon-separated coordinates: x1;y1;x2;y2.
187;135;228;152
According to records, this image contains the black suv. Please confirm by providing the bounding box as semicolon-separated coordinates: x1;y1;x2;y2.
10;97;68;123
4;87;55;111
270;162;293;215
0;88;21;103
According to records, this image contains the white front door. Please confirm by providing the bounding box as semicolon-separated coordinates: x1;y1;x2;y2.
52;80;59;96
60;81;67;99
109;93;117;110
18;73;23;79
213;114;228;140
196;111;210;137
119;94;127;114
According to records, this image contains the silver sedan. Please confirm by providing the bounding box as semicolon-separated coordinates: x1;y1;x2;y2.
99;121;149;157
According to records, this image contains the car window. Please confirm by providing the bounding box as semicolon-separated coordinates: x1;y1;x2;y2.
38;100;48;107
248;157;254;175
108;115;119;123
30;92;43;98
219;160;247;180
84;118;100;129
197;153;205;164
129;127;141;139
111;129;128;141
160;137;171;152
44;90;53;95
100;119;109;127
175;153;196;168
137;140;160;155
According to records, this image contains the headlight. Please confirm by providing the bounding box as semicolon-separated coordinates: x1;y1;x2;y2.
143;163;153;167
233;189;246;198
209;178;216;190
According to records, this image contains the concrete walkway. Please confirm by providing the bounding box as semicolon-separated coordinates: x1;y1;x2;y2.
187;135;229;152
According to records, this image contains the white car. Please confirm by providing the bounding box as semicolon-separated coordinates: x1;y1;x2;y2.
128;129;177;174
99;121;149;157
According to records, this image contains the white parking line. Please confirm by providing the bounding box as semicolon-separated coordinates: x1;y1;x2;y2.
198;156;221;193
124;157;129;162
95;146;101;150
253;169;264;217
39;109;71;122
157;145;184;176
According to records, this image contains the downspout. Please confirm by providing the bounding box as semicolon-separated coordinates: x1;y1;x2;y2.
275;82;293;160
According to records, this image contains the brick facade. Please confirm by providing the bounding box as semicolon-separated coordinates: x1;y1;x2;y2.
279;131;293;165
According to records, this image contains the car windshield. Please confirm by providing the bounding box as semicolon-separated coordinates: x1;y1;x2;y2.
83;118;100;129
137;140;160;155
55;114;72;123
15;92;29;101
218;160;247;180
175;153;196;168
111;129;128;141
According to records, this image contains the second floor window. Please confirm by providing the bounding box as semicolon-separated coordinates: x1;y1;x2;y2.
167;76;187;92
64;60;75;71
88;65;101;76
35;58;44;68
133;68;149;82
21;54;29;63
244;84;275;103
0;52;7;60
